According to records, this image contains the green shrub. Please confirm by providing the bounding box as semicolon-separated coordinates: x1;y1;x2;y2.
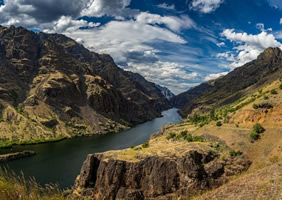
193;136;204;142
263;96;269;100
250;131;260;140
271;89;278;94
130;145;135;149
9;91;18;105
166;132;176;140
209;109;216;121
253;123;265;134
280;84;282;90
15;106;24;114
229;150;242;157
253;104;259;109
216;121;222;126
180;130;188;137
142;141;149;148
185;134;193;142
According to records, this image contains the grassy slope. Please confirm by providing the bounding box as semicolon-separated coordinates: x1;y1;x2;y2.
171;78;282;199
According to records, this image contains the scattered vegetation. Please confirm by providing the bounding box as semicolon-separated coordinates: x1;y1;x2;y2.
142;141;149;148
166;131;204;142
188;113;209;127
0;136;67;149
250;123;265;141
270;89;277;94
166;132;177;140
253;101;273;110
280;83;282;90
229;150;242;157
15;105;24;114
9;91;18;106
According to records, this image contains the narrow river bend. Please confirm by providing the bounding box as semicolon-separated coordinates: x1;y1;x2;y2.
0;108;181;188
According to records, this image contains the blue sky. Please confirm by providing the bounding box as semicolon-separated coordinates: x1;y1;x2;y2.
0;0;282;94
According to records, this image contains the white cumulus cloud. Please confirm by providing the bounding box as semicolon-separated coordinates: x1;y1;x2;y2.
44;16;100;33
190;0;224;13
135;12;195;32
81;0;137;18
126;61;200;94
63;20;187;64
157;3;175;10
219;29;282;69
204;72;228;81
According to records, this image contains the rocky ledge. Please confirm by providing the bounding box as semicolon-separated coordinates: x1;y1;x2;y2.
0;151;36;162
73;134;250;200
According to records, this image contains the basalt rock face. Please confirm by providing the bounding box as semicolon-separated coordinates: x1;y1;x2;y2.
172;47;282;117
74;151;250;200
0;25;170;142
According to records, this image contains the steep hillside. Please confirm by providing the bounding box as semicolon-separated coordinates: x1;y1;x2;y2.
172;47;282;117
170;81;213;109
0;25;170;145
74;78;282;200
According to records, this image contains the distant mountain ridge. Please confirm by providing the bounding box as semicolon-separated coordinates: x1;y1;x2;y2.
171;47;282;117
155;84;175;100
0;25;171;143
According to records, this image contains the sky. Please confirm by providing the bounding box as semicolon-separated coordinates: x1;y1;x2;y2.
0;0;282;94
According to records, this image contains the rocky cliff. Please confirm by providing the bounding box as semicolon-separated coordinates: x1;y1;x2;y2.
73;131;250;200
0;25;170;144
172;47;282;117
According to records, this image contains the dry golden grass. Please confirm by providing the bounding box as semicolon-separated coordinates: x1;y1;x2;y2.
194;162;282;200
0;168;70;200
101;135;213;162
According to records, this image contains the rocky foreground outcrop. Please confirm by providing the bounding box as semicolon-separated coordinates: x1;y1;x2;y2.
73;135;250;200
0;150;36;162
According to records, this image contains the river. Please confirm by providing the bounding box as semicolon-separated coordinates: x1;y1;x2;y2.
0;108;181;189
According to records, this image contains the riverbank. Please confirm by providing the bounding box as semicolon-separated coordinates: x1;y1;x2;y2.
0;136;67;149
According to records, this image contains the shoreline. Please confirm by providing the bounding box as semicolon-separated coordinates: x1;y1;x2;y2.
0;108;177;150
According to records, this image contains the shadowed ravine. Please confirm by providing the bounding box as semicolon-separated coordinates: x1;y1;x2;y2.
0;108;181;189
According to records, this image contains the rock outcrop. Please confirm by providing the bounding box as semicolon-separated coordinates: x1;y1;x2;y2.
0;151;36;162
74;135;250;200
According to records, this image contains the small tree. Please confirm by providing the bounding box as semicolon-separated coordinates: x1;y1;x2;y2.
216;121;222;126
253;123;265;134
250;131;260;140
250;123;265;141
